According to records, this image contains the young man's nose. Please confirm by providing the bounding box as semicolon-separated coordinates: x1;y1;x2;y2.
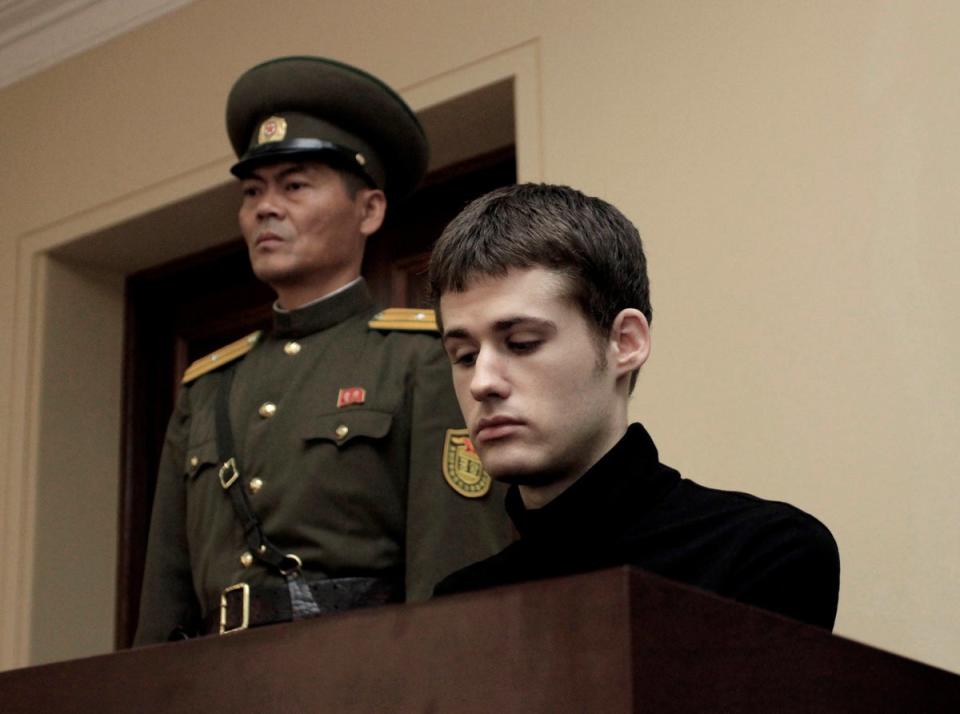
469;350;510;402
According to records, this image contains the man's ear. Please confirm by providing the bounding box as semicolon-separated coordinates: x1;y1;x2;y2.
358;189;387;237
609;308;651;376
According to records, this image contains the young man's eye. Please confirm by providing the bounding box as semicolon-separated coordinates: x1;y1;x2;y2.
285;180;306;191
451;350;477;367
241;185;260;198
508;340;541;354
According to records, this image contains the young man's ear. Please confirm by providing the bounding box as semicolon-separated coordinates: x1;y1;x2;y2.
358;188;387;237
609;308;651;376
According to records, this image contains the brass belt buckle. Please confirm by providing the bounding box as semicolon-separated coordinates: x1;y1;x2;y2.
219;457;240;490
219;582;250;634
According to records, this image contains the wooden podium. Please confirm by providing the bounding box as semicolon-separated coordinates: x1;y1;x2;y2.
1;567;957;712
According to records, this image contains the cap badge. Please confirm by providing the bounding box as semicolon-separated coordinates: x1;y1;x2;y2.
337;386;366;408
442;428;492;498
257;115;288;145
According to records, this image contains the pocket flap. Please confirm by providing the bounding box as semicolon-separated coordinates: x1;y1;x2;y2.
304;410;393;445
183;439;219;479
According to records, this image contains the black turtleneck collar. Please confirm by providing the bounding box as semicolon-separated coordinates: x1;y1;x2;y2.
504;423;678;538
272;279;375;338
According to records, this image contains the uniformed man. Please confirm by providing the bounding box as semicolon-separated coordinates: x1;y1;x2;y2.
134;56;511;643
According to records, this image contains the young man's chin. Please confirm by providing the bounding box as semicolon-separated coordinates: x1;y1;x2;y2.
481;455;556;487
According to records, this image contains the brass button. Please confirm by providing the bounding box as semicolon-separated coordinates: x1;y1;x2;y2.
258;402;277;418
248;477;264;494
258;544;267;554
189;455;199;468
284;341;301;356
240;551;254;568
335;424;349;439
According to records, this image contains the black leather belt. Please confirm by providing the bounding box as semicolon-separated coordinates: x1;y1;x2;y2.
209;576;401;634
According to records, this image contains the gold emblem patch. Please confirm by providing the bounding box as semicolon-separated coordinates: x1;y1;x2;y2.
442;428;492;498
257;115;287;145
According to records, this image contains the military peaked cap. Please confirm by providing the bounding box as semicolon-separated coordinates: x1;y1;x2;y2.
226;56;428;199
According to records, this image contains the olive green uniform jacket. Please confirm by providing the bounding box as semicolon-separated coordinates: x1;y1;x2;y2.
135;280;510;644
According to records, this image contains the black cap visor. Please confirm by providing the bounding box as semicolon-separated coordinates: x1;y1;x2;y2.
230;138;381;188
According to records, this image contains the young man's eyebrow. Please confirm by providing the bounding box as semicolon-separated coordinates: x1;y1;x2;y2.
490;316;557;333
441;316;557;345
441;327;470;345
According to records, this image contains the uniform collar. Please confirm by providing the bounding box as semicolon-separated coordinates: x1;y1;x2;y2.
272;278;375;338
504;423;677;538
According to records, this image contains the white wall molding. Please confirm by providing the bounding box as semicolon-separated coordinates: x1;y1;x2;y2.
0;0;196;89
404;39;544;184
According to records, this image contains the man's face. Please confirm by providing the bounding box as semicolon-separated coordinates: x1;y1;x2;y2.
440;267;623;489
237;161;382;304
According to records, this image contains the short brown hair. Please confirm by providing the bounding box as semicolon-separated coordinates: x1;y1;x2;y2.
428;183;652;336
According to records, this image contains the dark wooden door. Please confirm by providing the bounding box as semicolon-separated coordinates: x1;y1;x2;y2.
116;148;515;647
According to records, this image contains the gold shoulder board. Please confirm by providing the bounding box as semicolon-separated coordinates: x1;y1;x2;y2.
368;308;438;333
181;331;262;384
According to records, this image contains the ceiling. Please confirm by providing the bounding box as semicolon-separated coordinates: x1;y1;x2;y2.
0;0;195;90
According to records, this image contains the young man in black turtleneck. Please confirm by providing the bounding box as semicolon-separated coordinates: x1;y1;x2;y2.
428;183;840;630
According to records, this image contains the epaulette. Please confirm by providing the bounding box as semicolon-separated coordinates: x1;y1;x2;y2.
181;331;262;384
368;307;438;333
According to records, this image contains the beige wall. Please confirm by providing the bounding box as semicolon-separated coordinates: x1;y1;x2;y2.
1;0;957;673
29;259;124;663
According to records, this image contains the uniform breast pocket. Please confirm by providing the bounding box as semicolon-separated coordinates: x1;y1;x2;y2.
304;410;394;448
182;438;228;543
183;439;220;480
302;409;403;504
